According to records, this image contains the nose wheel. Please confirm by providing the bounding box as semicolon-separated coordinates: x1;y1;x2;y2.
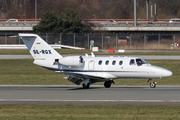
150;82;156;88
148;79;156;88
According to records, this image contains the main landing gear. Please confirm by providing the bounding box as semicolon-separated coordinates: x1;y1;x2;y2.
82;79;90;89
148;79;156;88
104;80;115;88
82;83;90;89
82;79;115;89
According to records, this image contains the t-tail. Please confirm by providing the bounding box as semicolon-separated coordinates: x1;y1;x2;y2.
19;33;63;67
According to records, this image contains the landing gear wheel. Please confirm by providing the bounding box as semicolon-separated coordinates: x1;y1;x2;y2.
82;83;90;89
150;82;156;88
104;81;112;88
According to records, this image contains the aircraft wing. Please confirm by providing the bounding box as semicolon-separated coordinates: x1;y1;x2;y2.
42;66;107;85
63;71;107;85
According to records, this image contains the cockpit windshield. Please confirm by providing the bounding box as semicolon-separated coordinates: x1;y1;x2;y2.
136;59;148;66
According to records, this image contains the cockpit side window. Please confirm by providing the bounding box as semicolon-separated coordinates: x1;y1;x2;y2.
129;59;135;65
136;59;148;66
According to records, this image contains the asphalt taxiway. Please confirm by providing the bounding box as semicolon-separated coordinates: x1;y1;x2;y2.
0;85;180;105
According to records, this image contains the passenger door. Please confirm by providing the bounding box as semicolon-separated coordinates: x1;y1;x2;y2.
88;60;94;70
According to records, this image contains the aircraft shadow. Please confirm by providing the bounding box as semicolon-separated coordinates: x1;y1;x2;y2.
67;87;103;90
38;86;149;90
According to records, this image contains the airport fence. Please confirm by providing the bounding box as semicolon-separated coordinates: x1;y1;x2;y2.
0;33;179;50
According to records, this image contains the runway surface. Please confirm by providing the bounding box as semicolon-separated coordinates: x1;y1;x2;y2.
0;85;180;105
1;55;180;59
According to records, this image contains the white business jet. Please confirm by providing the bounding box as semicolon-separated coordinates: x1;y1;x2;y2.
18;33;172;89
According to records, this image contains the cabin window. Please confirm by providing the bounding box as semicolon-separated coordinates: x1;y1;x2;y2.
99;60;102;65
112;60;116;65
129;59;135;65
119;61;123;65
105;60;109;65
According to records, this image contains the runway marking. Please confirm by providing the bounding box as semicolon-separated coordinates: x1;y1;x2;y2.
0;99;180;102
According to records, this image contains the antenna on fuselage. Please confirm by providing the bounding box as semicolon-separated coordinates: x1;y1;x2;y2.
85;54;88;57
91;52;95;57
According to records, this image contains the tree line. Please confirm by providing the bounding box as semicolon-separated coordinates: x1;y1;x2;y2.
2;0;180;33
2;0;180;20
33;8;92;33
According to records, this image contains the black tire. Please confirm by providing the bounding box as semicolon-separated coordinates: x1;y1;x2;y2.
82;83;90;89
104;81;111;88
150;82;156;88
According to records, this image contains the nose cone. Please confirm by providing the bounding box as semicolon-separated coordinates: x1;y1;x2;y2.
161;69;172;78
152;66;172;78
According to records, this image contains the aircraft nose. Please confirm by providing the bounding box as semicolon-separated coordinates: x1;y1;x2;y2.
161;69;172;78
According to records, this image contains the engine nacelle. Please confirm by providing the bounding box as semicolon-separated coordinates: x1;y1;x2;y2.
59;56;84;67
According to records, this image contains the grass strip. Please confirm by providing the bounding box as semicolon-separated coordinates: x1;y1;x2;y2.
0;105;180;120
0;59;179;85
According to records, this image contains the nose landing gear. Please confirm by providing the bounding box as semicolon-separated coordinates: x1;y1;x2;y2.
148;79;157;88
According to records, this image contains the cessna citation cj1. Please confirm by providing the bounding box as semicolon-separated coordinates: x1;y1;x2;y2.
17;33;172;89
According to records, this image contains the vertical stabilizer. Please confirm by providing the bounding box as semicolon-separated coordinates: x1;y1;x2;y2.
19;33;63;60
